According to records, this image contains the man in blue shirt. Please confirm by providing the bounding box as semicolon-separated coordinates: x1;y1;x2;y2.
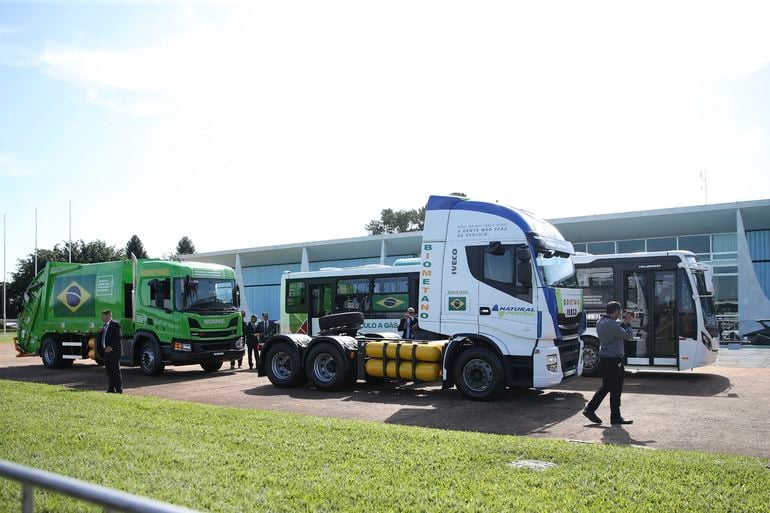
583;301;635;425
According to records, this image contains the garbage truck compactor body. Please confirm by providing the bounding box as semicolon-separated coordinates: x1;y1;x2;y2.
262;195;585;400
14;259;244;375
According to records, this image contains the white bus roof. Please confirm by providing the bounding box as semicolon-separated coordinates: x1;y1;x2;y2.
282;264;422;281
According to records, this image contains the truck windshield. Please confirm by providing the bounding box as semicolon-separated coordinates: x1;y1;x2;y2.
174;278;237;312
536;251;578;288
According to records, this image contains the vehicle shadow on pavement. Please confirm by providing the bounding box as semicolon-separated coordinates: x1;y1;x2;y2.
558;372;731;397
0;361;242;392
246;382;587;436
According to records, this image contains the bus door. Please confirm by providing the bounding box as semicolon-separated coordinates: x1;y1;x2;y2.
623;270;678;367
308;281;334;335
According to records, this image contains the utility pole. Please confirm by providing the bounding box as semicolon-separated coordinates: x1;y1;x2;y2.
34;207;38;275
68;200;72;263
3;213;6;335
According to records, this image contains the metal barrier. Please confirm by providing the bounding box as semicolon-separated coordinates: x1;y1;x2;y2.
0;460;201;513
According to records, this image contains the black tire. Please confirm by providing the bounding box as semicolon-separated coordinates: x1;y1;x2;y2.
201;361;223;373
41;338;63;369
59;359;75;368
264;342;306;388
305;343;348;391
319;312;364;331
453;347;505;401
139;340;165;376
581;338;601;377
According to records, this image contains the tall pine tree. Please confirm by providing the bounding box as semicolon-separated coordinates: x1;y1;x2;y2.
125;235;149;259
176;236;196;255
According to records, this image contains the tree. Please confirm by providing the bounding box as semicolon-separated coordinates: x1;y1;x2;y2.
125;235;148;259
6;240;123;317
364;192;466;235
176;236;196;255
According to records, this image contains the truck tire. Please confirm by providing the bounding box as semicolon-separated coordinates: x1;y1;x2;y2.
201;361;223;373
264;342;305;388
319;312;364;331
453;347;504;401
41;338;64;369
305;343;348;391
139;340;165;376
581;338;601;377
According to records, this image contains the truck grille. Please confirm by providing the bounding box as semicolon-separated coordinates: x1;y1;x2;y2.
192;341;236;352
557;312;583;338
555;338;580;376
191;329;238;339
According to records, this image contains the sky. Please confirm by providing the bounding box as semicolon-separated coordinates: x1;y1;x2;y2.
2;0;770;281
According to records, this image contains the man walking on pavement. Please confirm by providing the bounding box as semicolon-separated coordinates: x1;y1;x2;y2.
583;301;635;425
100;309;123;394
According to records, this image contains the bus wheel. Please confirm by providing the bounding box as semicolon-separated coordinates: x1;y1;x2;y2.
41;338;63;369
581;338;601;377
201;361;223;373
140;340;165;376
306;343;347;391
265;342;305;388
454;347;504;401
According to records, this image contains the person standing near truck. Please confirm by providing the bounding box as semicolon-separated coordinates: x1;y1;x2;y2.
100;309;123;394
398;307;419;340
245;314;259;369
583;301;635;425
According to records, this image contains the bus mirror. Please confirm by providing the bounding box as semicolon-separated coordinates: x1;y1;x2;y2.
517;262;532;288
517;247;531;262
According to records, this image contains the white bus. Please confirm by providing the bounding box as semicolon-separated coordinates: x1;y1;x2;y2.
574;251;719;375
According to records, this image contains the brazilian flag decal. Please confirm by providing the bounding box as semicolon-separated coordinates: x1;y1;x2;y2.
448;296;467;312
372;294;408;312
53;275;96;317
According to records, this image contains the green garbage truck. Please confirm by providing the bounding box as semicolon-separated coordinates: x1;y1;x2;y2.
14;258;244;376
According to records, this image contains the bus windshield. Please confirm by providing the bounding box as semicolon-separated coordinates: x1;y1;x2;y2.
693;270;711;296
536;251;578;288
174;278;237;312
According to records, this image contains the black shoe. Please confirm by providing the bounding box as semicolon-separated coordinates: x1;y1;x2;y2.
116;389;123;394
106;390;115;394
583;410;602;424
611;418;633;425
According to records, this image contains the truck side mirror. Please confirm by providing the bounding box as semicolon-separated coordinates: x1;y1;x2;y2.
233;286;241;308
517;247;531;262
517;262;532;289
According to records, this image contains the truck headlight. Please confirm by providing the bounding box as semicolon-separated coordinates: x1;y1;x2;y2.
546;354;558;373
173;342;192;352
234;339;243;350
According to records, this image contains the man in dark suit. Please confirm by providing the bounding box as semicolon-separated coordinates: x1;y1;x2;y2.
245;314;259;369
99;309;123;394
398;307;419;340
256;312;276;347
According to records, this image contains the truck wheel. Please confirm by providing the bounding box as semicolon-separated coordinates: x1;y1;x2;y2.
264;342;305;388
140;340;165;376
581;338;601;377
454;347;504;401
319;312;364;331
201;361;223;373
41;338;63;369
305;343;348;391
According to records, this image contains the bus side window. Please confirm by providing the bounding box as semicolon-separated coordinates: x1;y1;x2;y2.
336;278;370;312
286;281;306;312
677;270;697;339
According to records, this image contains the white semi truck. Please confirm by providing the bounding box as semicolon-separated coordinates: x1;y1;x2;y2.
263;195;584;400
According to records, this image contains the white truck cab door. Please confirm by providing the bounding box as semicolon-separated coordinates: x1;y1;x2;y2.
440;240;479;336
471;242;538;353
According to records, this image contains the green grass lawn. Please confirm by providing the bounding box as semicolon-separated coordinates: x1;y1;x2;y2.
0;380;768;513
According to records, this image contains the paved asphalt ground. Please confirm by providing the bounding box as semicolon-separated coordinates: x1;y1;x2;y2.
1;343;768;459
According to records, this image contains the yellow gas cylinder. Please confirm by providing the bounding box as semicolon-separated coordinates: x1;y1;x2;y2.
365;359;441;382
87;337;96;349
88;349;96;360
365;341;446;362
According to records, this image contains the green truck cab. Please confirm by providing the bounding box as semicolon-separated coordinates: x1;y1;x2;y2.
14;259;244;375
